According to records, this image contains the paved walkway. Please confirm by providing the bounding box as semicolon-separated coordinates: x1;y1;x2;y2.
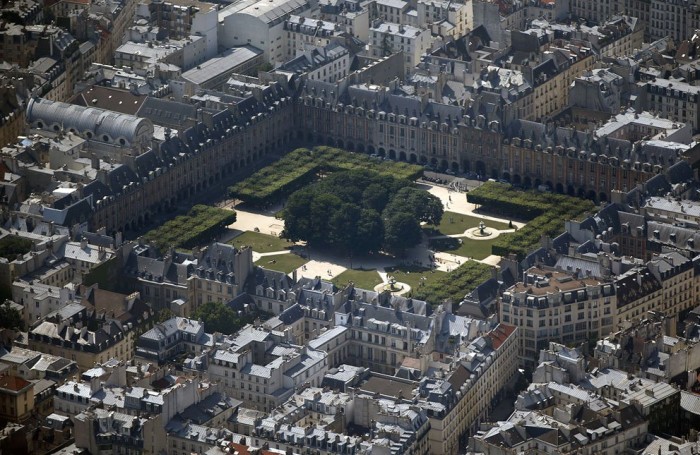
250;250;291;262
299;259;347;280
423;185;526;229
225;202;286;237
224;182;518;279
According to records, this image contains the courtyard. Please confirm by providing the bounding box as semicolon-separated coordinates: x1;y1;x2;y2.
222;179;520;301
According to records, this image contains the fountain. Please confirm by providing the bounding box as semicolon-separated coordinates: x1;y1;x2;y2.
469;220;493;238
375;275;411;295
384;276;403;292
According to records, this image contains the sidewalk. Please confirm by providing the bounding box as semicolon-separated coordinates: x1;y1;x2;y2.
226;183;511;278
424;185;526;229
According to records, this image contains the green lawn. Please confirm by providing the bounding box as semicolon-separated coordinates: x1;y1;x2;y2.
428;236;498;260
332;269;383;290
255;253;308;274
230;231;295;253
424;211;510;236
384;265;446;294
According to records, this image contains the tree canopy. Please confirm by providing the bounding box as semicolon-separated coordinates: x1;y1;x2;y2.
0;235;33;260
193;301;250;335
0;302;24;331
229;147;423;206
143;205;236;252
411;261;493;305
282;170;442;255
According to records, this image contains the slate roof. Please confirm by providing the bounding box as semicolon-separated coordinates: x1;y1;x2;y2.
648;220;700;252
277;303;304;325
42;196;93;227
72;86;147;115
681;390;700;416
136;97;197;129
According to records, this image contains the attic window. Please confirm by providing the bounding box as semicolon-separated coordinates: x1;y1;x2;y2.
103;135;109;142
119;138;126;146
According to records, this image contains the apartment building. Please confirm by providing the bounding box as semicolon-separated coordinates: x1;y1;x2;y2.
369;21;432;74
502;111;692;202
0;83;25;149
423;324;518;455
649;0;690;41
141;0;218;56
28;305;139;372
276;42;351;83
296;79;501;177
248;272;344;327
597;16;644;58
0;375;34;423
648;252;696;316
126;242;253;312
614;266;664;327
0;346;77;384
335;293;436;375
166;423;236;455
0;24;80;74
528;45;596;121
610;251;695;328
572;0;697;42
23;81;295;235
639;77;700;132
136;317;213;363
416;0;471;38
13;281;74;326
570;0;618;25
375;0;410;24
472;0;569;48
472;404;648;455
283;16;341;60
595;313;700;383
319;1;369;40
500;267;616;367
55;372;219;419
208;325;328;412
569;69;624;114
308;326;351;368
74;408;166;455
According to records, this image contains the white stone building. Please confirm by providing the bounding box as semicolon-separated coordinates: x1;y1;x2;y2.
218;0;313;64
369;21;432;74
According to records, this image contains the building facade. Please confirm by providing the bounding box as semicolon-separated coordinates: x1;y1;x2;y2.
500;267;616;366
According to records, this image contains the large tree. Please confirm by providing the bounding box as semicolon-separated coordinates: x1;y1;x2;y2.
0;302;24;331
193;301;245;335
383;211;422;254
384;187;444;225
282;169;441;255
356;209;384;253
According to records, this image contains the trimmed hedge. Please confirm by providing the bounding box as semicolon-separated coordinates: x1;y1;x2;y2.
467;182;595;259
143;205;236;251
229;146;423;205
411;261;493;305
